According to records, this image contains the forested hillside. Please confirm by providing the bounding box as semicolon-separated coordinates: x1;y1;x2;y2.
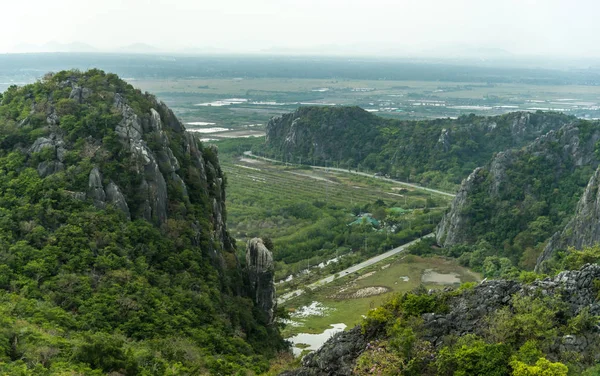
0;70;284;375
263;106;573;190
437;120;600;274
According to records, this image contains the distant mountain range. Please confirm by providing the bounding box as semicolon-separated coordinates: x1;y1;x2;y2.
10;41;231;55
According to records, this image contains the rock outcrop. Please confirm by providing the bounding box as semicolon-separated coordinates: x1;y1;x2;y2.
537;166;600;271
281;326;367;376
246;238;277;324
435;167;483;247
28;133;67;178
105;181;131;219
284;264;600;375
422;264;600;346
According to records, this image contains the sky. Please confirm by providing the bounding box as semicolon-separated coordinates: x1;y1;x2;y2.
3;0;600;57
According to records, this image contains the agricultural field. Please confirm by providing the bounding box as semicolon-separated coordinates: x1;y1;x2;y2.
132;76;600;142
214;138;452;281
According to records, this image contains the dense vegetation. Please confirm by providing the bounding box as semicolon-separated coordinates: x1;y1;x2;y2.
0;70;284;374
433;120;600;279
263;106;572;190
353;247;600;375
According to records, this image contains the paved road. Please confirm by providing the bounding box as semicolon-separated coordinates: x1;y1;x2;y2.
242;151;456;198
277;233;435;304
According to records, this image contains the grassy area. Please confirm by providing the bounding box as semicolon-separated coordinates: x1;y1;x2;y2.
282;254;481;337
217;143;451;279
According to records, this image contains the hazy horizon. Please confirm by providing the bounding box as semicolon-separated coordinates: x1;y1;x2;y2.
3;0;600;59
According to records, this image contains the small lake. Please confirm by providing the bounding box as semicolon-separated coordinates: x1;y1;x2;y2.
288;323;347;357
421;269;461;284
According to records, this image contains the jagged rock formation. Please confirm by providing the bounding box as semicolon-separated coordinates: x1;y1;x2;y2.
421;264;600;346
281;326;366;376
537;166;600;270
437;121;600;251
264;107;572;188
435;167;484;246
437;128;451;152
283;264;600;375
246;238;277;323
20;73;232;254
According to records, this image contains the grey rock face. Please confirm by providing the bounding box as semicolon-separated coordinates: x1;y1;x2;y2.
29;133;67;177
105;181;131;219
87;167;106;204
436;167;483;247
69;86;92;103
29;133;65;156
29;137;54;155
46;109;59;126
537;166;600;271
113;94;169;224
509;112;532;140
114;93;143;143
281;326;367;376
437;128;451;152
246;238;277;324
37;160;64;178
423;264;600;348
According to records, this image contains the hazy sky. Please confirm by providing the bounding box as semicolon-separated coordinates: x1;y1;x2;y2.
3;0;600;57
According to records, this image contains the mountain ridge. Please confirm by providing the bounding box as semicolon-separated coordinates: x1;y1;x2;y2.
263;106;574;190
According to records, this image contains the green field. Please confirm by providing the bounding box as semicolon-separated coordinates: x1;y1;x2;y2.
282;253;481;338
214;138;451;280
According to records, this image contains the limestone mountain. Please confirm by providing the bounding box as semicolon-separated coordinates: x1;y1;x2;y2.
263;106;573;190
537;165;600;271
0;70;284;374
436;120;600;270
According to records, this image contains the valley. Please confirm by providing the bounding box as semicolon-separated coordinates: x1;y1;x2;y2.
1;57;600;374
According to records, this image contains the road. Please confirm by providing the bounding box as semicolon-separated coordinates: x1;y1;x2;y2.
242;151;456;198
277;233;434;304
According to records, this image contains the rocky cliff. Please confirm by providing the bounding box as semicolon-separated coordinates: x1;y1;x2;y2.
283;264;600;375
264;107;572;189
436;121;600;266
246;237;277;323
537;165;600;270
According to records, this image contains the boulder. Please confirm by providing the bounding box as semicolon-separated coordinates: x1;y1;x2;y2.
105;181;131;219
87;167;106;204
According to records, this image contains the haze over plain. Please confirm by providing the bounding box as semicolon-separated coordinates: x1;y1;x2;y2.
3;0;600;59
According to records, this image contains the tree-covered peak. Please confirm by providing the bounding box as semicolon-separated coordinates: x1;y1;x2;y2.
0;69;285;375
